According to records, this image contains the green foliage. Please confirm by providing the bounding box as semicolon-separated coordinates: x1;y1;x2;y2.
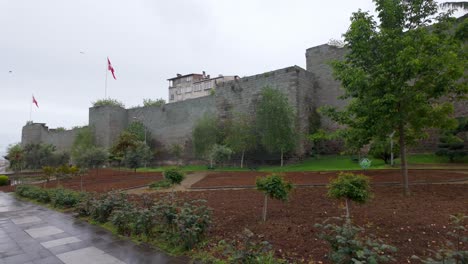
256;174;293;201
42;166;56;183
413;214;468;264
315;217;396;264
170;143;183;160
208;144;233;167
436;117;467;162
89;192;128;223
74;147;108;169
193;114;221;158
143;98;165;107
163;168;185;185
323;0;467;194
328;172;372;204
0;175;9;186
51;188;82;208
71;126;94;161
110;131;139;161
149;179;172;190
256;87;296;165
110;205;137;236
16;185;52;203
122;142;152;170
5;143;24;172
55;127;66;132
369;138;399;164
225;113;257;167
22;143;55;169
125;121;149;143
92;98;125;108
133;209;157;239
173;200;212;249
218;228;285;264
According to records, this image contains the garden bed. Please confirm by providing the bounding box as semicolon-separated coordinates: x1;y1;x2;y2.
169;184;468;263
191;169;468;188
0;169;163;193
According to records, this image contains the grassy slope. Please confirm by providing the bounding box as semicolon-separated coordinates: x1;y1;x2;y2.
138;154;466;173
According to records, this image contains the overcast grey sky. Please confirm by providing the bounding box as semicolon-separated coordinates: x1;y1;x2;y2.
0;0;465;156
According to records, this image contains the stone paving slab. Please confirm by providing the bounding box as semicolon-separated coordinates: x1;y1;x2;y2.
41;236;81;249
0;192;189;264
25;226;65;238
56;246;125;264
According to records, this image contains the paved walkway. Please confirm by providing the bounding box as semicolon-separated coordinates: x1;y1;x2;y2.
0;192;189;264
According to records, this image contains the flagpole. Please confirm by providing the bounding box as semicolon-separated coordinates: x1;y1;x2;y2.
29;96;32;121
105;60;108;98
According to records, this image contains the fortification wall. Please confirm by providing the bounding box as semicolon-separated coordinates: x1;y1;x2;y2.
127;95;216;149
89;105;128;149
215;66;315;156
21;123;83;152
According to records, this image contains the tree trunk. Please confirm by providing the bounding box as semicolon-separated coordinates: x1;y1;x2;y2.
345;198;350;222
399;123;410;196
280;149;284;167
262;194;268;222
210;158;213;169
240;150;245;169
80;174;83;192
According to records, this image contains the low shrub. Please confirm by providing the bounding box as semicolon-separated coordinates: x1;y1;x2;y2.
173;200;212;249
149;179;172;190
133;209;157;239
75;193;94;217
163;168;185;185
0;175;9;186
315;217;396;264
110;205;138;236
16;185;51;202
52;188;82;208
218;228;285;264
90;192;128;223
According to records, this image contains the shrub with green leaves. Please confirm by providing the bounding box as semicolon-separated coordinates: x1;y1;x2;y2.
92;98;125;108
163;168;185;185
315;217;396;264
133;209;157;239
16;185;51;203
51;188;82;208
413;214;467;264
0;175;9;186
208;144;233;168
173;200;212;249
256;174;293;222
110;205;138;236
149;179;172;190
328;172;372;219
218;228;285;264
90;192;128;223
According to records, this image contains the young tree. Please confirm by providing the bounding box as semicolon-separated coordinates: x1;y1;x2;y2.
122;143;153;172
110;131;139;165
170;143;184;165
225;113;257;168
327;172;372;221
22;143;56;169
125;121;150;143
192;114;221;160
369;138;400;165
71;126;94;161
256;174;293;222
323;1;466;195
74;147;108;177
207;144;233;168
5;143;24;173
436;117;467;162
256;87;296;166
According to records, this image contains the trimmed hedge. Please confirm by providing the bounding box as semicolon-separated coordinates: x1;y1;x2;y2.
0;175;9;186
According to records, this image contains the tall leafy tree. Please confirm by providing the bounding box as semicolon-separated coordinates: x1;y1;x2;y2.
71;126;94;161
192;114;221;160
122;142;152;171
323;0;466;195
256;87;296;166
5;143;24;172
225;113;257;168
75;147;108;176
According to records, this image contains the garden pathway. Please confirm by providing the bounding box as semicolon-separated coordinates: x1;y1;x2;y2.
0;192;189;264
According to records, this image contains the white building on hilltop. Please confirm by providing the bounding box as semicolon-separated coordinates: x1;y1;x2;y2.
168;72;237;103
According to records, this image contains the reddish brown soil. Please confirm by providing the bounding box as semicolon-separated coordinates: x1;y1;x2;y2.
0;169;162;193
173;185;468;263
192;169;468;188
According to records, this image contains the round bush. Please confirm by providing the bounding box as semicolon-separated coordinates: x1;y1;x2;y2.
0;175;9;186
163;168;185;185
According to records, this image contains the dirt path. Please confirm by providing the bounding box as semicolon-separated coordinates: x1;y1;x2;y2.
125;171;209;194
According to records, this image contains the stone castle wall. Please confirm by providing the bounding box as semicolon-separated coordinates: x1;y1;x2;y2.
21;124;84;152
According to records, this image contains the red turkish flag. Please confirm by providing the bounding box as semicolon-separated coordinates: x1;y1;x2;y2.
32;96;39;108
107;57;116;80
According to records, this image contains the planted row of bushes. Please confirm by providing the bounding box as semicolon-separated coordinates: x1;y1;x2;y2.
16;185;83;208
16;185;212;250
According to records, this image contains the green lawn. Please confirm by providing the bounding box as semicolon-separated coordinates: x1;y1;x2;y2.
137;154;466;173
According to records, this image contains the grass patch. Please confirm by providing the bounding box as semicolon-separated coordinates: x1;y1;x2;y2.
149;179;172;190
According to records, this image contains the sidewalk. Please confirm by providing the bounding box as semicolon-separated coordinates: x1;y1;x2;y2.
0;192;189;264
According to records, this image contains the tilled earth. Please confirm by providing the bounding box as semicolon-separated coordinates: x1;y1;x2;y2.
191;169;468;188
171;184;467;263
